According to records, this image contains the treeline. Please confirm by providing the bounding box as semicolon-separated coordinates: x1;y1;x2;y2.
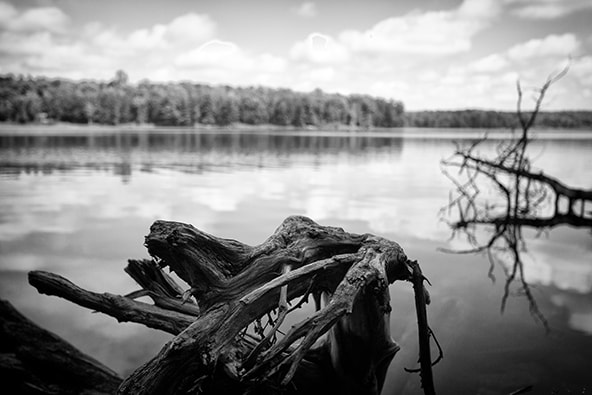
2;71;590;129
406;110;592;129
0;71;404;128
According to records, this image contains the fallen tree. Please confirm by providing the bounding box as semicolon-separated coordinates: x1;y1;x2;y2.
28;215;437;394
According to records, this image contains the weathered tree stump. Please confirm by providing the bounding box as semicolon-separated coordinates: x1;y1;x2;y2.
28;216;430;394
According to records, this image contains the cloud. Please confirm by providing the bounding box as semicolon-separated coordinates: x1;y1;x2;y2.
468;54;509;72
175;40;286;78
175;40;239;67
293;2;317;18
571;55;592;85
0;5;286;84
506;0;592;19
290;33;349;64
163;13;217;46
339;0;500;55
0;2;69;34
415;33;584;111
506;33;581;61
89;13;216;56
0;0;589;111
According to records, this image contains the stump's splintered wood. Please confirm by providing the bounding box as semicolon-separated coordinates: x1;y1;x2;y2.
125;259;201;317
27;215;431;395
244;263;291;368
246;249;400;392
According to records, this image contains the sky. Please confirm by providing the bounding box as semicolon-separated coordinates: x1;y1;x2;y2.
0;0;591;110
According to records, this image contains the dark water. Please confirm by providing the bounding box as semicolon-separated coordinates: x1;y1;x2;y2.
0;128;591;394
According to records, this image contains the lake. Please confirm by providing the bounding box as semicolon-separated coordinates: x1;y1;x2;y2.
0;127;591;394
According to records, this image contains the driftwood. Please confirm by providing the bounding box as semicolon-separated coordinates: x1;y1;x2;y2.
28;215;435;394
0;299;122;394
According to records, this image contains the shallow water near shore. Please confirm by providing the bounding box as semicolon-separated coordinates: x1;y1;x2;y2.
0;128;591;393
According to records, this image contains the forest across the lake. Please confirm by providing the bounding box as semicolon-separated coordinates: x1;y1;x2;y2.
2;70;591;129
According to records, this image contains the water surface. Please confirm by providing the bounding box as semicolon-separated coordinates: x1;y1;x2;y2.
0;128;591;393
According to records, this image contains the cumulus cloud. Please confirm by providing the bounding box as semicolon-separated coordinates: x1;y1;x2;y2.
0;2;69;34
419;32;584;111
290;33;349;64
175;40;287;81
163;13;217;46
0;4;287;84
506;0;592;19
468;54;509;73
293;2;317;18
571;55;592;85
88;13;216;58
339;0;500;54
176;40;239;67
506;33;581;61
0;0;589;110
463;33;580;79
0;2;74;73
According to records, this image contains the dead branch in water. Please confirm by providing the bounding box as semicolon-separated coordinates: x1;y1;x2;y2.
440;62;592;327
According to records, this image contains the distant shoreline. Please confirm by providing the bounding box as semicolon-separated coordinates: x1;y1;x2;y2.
1;122;592;140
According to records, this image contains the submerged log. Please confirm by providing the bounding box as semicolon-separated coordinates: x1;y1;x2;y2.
28;215;430;394
0;299;122;394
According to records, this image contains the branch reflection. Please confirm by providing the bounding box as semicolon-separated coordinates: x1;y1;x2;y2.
440;66;592;329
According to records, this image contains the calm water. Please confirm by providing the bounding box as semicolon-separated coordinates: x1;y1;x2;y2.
0;128;591;394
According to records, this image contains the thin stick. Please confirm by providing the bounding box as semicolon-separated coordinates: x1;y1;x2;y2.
409;260;436;395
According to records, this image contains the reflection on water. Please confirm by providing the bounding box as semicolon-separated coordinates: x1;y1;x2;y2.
0;129;591;392
0;132;403;177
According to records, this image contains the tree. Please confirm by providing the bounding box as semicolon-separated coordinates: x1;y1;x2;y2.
112;70;129;87
271;98;292;126
198;91;217;125
323;96;348;125
239;95;268;124
214;91;240;126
